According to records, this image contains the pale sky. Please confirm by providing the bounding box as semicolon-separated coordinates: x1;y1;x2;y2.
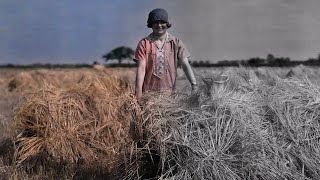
1;0;320;64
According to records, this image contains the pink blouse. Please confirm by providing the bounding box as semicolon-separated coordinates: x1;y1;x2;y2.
134;33;190;93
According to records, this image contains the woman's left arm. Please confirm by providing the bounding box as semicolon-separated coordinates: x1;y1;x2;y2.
181;57;197;91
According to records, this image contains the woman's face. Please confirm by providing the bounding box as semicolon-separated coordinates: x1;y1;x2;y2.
151;20;168;36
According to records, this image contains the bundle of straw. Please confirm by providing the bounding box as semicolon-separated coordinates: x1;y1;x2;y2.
8;72;37;92
0;78;5;87
14;75;141;175
6;68;133;93
118;67;320;180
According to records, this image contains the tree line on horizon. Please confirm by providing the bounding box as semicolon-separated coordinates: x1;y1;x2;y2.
196;53;320;67
1;46;320;68
101;46;320;67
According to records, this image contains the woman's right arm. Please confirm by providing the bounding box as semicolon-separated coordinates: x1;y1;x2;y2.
134;39;147;99
135;59;146;99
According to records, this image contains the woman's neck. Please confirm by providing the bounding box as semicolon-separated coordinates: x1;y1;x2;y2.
152;32;167;41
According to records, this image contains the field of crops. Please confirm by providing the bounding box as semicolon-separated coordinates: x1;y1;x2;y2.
1;65;320;179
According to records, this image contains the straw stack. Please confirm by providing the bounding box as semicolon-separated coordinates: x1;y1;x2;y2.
118;67;320;179
14;75;141;175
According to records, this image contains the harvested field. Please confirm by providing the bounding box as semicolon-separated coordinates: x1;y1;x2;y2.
1;66;320;179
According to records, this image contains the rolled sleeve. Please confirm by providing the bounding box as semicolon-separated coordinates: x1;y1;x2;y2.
176;39;191;61
134;39;146;63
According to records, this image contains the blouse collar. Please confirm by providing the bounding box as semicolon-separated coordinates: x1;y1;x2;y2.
146;32;174;42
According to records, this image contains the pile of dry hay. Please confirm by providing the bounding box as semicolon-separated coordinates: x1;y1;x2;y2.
6;68;134;92
0;78;5;87
115;67;320;180
14;75;141;177
13;67;320;179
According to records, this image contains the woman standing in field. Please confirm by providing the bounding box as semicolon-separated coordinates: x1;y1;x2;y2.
134;8;197;99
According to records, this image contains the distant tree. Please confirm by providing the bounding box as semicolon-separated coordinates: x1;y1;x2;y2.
102;46;134;64
247;57;265;66
274;57;291;66
266;54;275;63
284;57;291;62
217;60;229;66
198;60;205;66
